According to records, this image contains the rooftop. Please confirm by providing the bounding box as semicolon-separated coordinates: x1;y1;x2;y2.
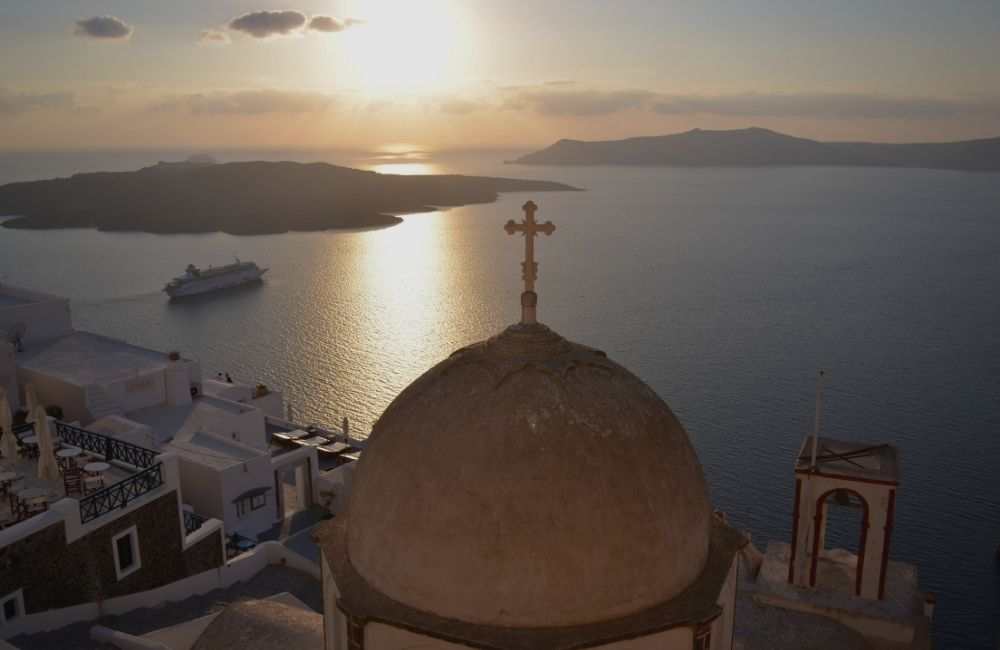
166;430;267;469
11;565;321;650
795;436;899;484
16;330;169;387
190;594;323;650
127;396;259;448
755;542;925;623
735;588;869;650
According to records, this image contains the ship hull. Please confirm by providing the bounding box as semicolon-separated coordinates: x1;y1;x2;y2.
165;268;267;298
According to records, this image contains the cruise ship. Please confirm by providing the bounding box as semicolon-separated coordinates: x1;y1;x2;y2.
163;259;267;298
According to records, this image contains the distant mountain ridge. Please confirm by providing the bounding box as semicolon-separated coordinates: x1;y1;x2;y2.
0;160;578;235
513;127;1000;170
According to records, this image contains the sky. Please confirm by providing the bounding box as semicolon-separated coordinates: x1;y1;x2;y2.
1;0;999;151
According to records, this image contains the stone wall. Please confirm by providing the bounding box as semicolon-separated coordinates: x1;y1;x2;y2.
0;490;222;613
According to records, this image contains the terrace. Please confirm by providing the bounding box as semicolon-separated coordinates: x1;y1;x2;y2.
0;421;163;528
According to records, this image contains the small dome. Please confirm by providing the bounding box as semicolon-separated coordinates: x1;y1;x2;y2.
345;322;713;628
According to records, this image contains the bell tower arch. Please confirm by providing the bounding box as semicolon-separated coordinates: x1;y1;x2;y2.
788;437;898;600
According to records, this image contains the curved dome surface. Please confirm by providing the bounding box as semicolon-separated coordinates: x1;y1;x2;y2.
345;323;713;628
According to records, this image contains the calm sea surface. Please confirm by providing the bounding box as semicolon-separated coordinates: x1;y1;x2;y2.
1;151;998;648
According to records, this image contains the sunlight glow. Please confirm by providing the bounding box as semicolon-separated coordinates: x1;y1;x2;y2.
356;211;451;366
369;162;439;175
343;0;474;96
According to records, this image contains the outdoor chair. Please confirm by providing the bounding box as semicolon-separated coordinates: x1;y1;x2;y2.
83;475;104;494
63;466;83;496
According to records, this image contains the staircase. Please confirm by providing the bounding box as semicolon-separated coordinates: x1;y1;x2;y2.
85;384;123;421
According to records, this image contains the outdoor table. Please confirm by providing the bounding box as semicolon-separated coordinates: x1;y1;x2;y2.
14;487;50;517
0;471;20;495
16;487;49;503
84;462;110;475
22;436;38;446
56;447;82;459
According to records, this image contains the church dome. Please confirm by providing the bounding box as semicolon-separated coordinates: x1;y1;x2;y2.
345;321;713;628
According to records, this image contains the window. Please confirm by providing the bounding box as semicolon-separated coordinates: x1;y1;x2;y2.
236;492;267;518
1;590;24;626
694;624;712;650
111;526;142;580
347;614;365;650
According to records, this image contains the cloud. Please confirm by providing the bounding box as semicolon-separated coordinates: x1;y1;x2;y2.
152;89;335;115
650;92;1000;120
199;29;231;45
228;10;307;38
74;15;133;40
0;88;76;115
308;15;346;32
440;99;485;115
307;15;361;32
499;85;1000;122
506;89;654;116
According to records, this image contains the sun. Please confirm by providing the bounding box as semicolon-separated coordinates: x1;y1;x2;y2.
342;0;474;97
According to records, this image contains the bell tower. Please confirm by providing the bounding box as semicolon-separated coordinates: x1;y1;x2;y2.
787;436;899;599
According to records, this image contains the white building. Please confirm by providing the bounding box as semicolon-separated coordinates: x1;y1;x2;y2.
0;283;319;541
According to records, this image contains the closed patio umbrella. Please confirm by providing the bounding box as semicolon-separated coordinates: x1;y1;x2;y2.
34;406;60;482
0;388;16;460
24;384;39;423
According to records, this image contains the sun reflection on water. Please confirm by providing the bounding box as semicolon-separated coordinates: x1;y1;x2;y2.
368;161;440;176
350;211;455;394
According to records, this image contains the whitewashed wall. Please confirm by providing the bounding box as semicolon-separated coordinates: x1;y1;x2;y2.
219;453;278;538
175;456;225;522
16;367;87;421
103;370;167;414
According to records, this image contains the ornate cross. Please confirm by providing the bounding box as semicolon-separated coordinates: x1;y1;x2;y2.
504;200;555;324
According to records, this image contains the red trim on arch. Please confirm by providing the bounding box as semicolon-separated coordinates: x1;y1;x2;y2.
878;489;896;599
788;479;802;584
809;488;870;593
856;512;869;596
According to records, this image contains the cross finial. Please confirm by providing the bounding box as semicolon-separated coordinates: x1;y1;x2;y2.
504;200;555;324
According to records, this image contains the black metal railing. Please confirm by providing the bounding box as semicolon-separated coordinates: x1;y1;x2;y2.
78;463;164;524
183;510;207;535
12;422;34;441
55;421;157;469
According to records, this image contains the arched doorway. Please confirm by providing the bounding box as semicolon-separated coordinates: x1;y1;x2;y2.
809;488;870;596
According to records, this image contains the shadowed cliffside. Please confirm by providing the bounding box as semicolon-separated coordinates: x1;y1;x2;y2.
0;161;580;235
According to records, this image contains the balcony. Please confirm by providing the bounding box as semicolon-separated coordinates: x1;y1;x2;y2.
1;421;163;529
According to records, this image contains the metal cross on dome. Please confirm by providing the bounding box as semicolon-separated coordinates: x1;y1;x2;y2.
504;200;555;324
